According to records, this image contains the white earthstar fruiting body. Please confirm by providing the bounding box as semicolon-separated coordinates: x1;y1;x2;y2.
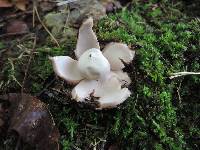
77;48;110;80
50;17;135;109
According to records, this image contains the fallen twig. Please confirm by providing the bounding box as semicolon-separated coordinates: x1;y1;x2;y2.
170;71;200;79
56;0;77;6
8;58;22;87
0;32;28;38
34;6;60;47
21;36;37;93
32;2;35;28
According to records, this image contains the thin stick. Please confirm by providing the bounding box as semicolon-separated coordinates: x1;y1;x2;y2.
0;32;28;38
8;58;22;87
32;2;35;28
170;71;200;79
15;137;21;150
34;6;60;47
21;36;37;93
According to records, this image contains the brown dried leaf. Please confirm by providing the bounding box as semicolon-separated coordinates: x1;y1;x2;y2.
0;97;11;137
108;144;120;150
0;0;27;10
0;103;6;128
6;20;29;34
0;0;12;7
0;93;60;150
15;0;27;11
0;105;4;127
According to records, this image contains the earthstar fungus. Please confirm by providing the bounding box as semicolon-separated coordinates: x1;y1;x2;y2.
50;17;135;109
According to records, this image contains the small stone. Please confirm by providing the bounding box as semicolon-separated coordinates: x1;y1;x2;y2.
44;12;66;36
39;1;55;12
106;2;114;12
100;0;122;13
68;0;106;24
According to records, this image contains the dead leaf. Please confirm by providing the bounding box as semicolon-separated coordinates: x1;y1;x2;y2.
0;0;27;10
15;0;27;11
6;20;29;34
0;99;9;137
0;103;5;128
0;93;60;150
0;106;4;128
0;0;12;7
108;144;120;150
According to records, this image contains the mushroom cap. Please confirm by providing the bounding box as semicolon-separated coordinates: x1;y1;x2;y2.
103;43;135;71
77;48;110;80
50;56;84;84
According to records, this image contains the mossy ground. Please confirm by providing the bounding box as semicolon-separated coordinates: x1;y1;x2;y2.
0;0;200;149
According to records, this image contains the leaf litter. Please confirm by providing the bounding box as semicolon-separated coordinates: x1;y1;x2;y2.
0;93;60;149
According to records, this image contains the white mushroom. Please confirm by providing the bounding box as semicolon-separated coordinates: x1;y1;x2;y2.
103;42;135;71
50;56;83;84
71;77;131;109
50;17;135;109
110;71;131;86
72;79;98;102
77;48;110;80
94;77;131;109
75;17;100;58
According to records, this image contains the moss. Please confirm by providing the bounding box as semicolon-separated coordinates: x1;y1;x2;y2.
96;1;199;149
0;42;5;49
0;37;76;93
30;46;67;93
